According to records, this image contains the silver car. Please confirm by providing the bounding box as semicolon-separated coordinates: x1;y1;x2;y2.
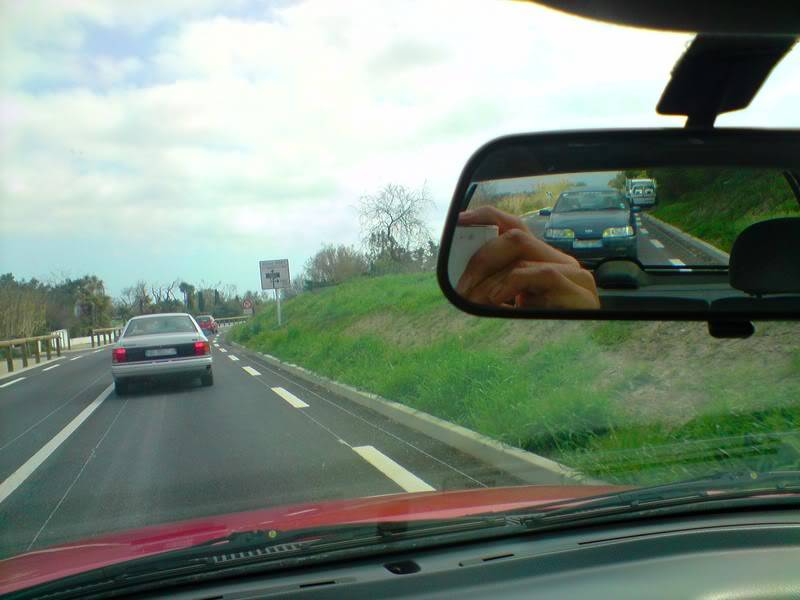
111;313;213;395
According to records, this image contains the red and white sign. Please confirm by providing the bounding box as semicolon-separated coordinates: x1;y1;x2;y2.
242;298;253;309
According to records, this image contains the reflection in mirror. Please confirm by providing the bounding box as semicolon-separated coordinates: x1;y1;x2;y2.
449;167;800;313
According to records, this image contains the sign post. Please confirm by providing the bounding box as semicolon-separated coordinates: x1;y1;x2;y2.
259;259;290;327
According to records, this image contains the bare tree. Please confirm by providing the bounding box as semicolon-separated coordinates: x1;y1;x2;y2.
359;183;432;263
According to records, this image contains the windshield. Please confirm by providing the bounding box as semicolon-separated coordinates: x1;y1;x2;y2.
554;191;628;212
124;316;198;337
1;1;799;595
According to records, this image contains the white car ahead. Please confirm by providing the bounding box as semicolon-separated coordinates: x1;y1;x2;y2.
111;313;213;395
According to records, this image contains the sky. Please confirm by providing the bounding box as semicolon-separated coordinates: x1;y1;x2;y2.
1;0;799;296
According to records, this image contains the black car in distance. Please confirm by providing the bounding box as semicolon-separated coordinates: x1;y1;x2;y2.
542;187;638;264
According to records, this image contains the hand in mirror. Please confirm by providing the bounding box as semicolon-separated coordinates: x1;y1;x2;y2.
455;206;600;310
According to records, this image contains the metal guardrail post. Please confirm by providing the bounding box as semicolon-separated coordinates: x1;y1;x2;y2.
21;342;29;368
34;340;41;363
91;332;95;348
45;337;52;360
5;346;12;372
55;336;61;356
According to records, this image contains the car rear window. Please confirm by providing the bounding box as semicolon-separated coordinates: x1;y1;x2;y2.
124;316;198;337
196;316;211;323
555;191;626;212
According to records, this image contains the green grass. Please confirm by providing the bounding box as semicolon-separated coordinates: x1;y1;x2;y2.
652;169;799;252
232;273;800;485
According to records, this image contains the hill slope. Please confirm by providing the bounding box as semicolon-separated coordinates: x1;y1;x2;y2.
232;273;800;483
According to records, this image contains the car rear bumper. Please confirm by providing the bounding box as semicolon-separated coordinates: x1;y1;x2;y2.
112;356;212;381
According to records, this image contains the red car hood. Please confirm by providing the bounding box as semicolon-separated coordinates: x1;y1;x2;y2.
0;484;622;594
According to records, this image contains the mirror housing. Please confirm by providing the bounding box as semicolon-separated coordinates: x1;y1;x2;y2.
436;128;800;325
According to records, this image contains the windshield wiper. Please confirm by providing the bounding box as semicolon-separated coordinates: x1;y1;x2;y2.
516;470;800;528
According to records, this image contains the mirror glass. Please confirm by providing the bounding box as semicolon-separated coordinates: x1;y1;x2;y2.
447;167;800;313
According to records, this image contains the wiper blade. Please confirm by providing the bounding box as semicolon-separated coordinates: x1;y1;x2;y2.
517;470;800;527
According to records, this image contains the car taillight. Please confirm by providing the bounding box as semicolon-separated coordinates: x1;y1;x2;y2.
112;348;127;363
194;341;210;356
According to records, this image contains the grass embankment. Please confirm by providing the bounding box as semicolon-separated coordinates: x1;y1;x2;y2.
651;168;799;253
232;273;800;484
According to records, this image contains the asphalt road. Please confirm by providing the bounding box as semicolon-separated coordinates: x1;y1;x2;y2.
0;335;522;560
523;211;727;267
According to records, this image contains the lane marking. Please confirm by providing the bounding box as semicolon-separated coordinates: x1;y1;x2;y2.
220;348;228;353
93;349;104;354
42;364;61;372
639;228;649;234
0;384;113;506
246;350;486;488
0;378;25;389
228;355;239;361
271;386;309;408
242;366;261;376
669;258;686;266
0;372;106;453
70;356;83;361
352;445;435;493
650;239;665;249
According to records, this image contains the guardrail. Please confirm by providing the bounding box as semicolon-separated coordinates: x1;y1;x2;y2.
216;316;250;327
91;327;122;348
0;333;62;372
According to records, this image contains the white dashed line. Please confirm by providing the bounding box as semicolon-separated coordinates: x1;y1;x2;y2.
228;355;239;361
0;384;113;505
352;445;435;493
242;366;261;376
93;349;104;354
219;348;227;353
650;239;665;249
70;356;83;361
0;378;25;389
42;364;61;372
271;386;309;408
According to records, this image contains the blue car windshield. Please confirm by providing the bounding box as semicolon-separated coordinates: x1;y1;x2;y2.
554;191;627;212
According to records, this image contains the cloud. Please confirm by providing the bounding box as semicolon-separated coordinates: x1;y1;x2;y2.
3;0;798;294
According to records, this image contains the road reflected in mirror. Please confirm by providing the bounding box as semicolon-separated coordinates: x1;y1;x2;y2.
447;168;800;313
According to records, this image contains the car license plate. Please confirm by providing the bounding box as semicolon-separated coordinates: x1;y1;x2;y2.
145;348;177;358
573;240;602;249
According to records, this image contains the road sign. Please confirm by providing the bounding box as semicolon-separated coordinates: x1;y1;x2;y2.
242;298;253;309
259;259;290;290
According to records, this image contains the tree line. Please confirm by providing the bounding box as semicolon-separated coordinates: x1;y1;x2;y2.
0;273;264;340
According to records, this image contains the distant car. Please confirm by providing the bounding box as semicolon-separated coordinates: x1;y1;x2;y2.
543;187;638;263
111;313;213;395
195;314;219;335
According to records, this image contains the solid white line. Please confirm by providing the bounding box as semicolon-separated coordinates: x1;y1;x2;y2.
42;364;61;372
650;239;665;249
639;228;649;234
228;355;239;361
352;445;435;493
70;356;83;361
271;386;309;408
0;384;113;505
0;378;25;389
242;366;261;376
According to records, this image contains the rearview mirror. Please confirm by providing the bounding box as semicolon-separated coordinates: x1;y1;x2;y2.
436;129;800;331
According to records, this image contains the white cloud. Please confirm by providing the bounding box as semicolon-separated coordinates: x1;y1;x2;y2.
2;0;798;293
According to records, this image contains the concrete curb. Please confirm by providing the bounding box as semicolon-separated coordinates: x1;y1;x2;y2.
644;213;730;264
230;341;601;486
